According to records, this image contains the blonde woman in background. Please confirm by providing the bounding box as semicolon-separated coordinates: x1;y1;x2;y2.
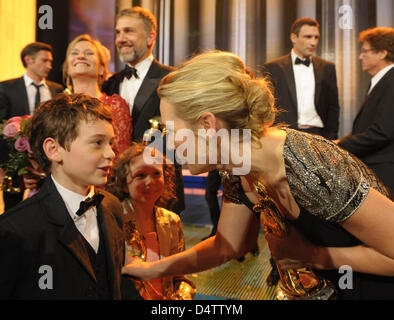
63;34;132;159
122;51;394;300
22;35;133;195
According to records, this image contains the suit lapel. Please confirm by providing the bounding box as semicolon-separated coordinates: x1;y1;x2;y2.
283;55;298;109
59;221;97;282
353;67;394;127
312;57;323;106
132;60;163;119
356;89;374;123
96;191;123;297
96;189;125;297
14;77;30;115
366;67;394;99
41;178;96;282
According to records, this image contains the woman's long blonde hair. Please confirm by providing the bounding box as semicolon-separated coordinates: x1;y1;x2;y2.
158;51;277;143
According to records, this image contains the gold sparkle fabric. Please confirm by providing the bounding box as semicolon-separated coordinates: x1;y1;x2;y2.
123;201;196;300
221;128;391;223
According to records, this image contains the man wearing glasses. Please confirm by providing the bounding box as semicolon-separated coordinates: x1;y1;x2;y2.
338;27;394;195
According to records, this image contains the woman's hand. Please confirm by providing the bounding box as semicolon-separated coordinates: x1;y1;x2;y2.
122;256;157;281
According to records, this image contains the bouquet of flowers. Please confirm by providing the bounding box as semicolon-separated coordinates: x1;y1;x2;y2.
0;115;32;178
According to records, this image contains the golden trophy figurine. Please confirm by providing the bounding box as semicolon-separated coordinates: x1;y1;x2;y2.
3;175;21;193
143;117;166;146
253;181;336;300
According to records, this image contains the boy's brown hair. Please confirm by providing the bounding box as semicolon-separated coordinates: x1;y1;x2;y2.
26;93;113;172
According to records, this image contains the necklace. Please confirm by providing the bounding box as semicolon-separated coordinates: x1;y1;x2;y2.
252;180;287;237
251;179;335;300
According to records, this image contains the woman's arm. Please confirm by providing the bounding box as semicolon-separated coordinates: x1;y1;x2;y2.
268;226;394;276
340;187;394;260
267;188;394;275
122;200;259;281
318;245;394;276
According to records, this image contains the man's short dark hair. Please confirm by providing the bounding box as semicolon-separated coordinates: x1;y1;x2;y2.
20;42;53;68
290;17;320;36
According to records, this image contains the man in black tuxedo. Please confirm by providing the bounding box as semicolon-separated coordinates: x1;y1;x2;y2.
103;7;184;214
102;7;172;142
0;42;63;121
0;93;141;299
262;18;340;285
263;17;340;139
338;27;394;193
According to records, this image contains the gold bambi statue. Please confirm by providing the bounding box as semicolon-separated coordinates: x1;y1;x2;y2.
3;175;21;193
253;181;336;300
143;117;166;146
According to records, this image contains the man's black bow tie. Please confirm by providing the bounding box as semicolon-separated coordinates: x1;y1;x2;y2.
76;194;104;216
295;57;311;67
120;65;139;80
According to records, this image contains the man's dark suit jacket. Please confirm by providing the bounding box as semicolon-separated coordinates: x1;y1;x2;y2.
338;67;394;192
0;177;141;299
0;76;64;121
102;59;173;142
102;59;185;214
0;77;64;209
263;54;340;139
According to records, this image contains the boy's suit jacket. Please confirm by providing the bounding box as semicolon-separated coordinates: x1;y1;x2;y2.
0;177;140;299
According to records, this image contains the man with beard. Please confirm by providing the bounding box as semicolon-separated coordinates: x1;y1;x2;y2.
102;6;185;215
102;6;172;142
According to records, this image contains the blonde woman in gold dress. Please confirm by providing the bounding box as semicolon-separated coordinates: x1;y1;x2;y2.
122;51;394;300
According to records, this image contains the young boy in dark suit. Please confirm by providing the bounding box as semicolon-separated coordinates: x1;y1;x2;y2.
0;93;141;299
